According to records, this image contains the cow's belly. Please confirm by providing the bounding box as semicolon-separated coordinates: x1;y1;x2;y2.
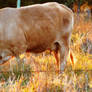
26;33;56;53
22;21;57;53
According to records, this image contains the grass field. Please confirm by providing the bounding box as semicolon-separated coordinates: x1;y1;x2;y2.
0;14;92;92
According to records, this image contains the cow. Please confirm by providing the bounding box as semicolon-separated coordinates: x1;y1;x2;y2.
0;2;74;72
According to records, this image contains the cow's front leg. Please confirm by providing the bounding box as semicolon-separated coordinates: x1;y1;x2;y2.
59;46;69;72
59;35;70;72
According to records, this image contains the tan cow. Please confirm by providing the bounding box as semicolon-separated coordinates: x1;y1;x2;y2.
0;2;74;71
